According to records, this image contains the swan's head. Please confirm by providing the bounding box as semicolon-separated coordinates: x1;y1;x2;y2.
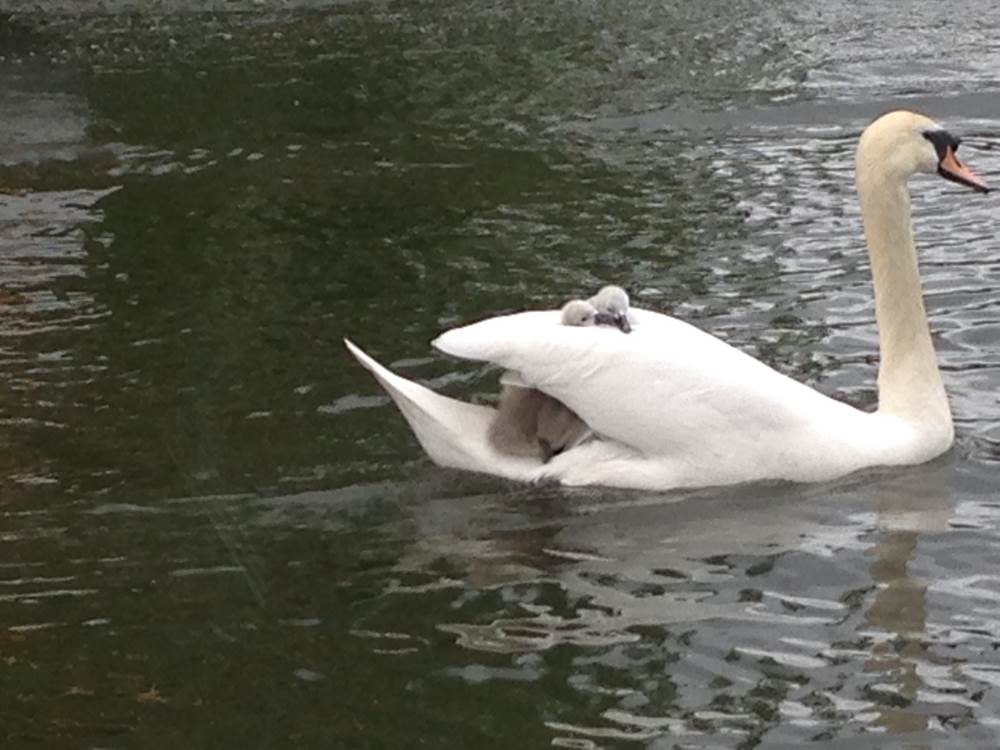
588;285;632;333
857;110;989;193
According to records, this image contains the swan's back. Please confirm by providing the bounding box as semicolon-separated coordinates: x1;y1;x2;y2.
435;308;907;486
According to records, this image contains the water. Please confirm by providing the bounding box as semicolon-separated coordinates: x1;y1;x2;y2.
3;1;1000;746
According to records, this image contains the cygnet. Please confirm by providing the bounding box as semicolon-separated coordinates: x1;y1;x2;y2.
587;285;634;333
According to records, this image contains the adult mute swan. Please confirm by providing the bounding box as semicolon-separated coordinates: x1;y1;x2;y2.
345;110;990;490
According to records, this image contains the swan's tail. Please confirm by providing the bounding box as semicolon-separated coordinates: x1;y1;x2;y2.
344;339;543;481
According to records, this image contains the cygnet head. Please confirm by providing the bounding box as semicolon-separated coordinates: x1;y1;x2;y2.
588;285;632;334
857;110;988;194
560;299;600;327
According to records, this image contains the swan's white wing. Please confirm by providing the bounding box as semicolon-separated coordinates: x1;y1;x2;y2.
344;339;543;481
498;369;529;388
349;311;914;489
433;308;863;463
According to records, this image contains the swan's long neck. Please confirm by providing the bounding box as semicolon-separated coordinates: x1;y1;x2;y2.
857;167;950;428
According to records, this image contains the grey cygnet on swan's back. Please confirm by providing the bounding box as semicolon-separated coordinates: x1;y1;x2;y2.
559;299;599;326
587;285;633;333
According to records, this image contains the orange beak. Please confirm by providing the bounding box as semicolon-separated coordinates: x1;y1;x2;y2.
939;147;990;193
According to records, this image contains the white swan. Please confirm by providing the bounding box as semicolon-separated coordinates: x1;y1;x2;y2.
345;111;989;490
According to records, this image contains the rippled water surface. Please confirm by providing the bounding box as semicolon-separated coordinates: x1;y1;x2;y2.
4;1;1000;747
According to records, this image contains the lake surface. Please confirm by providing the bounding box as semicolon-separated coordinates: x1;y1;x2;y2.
3;1;1000;747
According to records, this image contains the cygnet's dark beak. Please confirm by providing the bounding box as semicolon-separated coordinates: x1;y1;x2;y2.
595;311;631;333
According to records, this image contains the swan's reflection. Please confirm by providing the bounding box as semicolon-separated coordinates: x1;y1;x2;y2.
863;466;953;735
260;459;961;743
865;527;928;733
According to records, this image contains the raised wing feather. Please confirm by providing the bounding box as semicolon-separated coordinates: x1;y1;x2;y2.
433;308;859;459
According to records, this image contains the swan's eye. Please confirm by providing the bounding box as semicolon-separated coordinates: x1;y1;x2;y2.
923;129;961;160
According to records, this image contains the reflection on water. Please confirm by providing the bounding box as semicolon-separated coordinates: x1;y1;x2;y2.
373;466;978;747
3;1;1000;747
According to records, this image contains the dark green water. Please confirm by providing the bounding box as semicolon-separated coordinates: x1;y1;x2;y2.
4;2;1000;747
